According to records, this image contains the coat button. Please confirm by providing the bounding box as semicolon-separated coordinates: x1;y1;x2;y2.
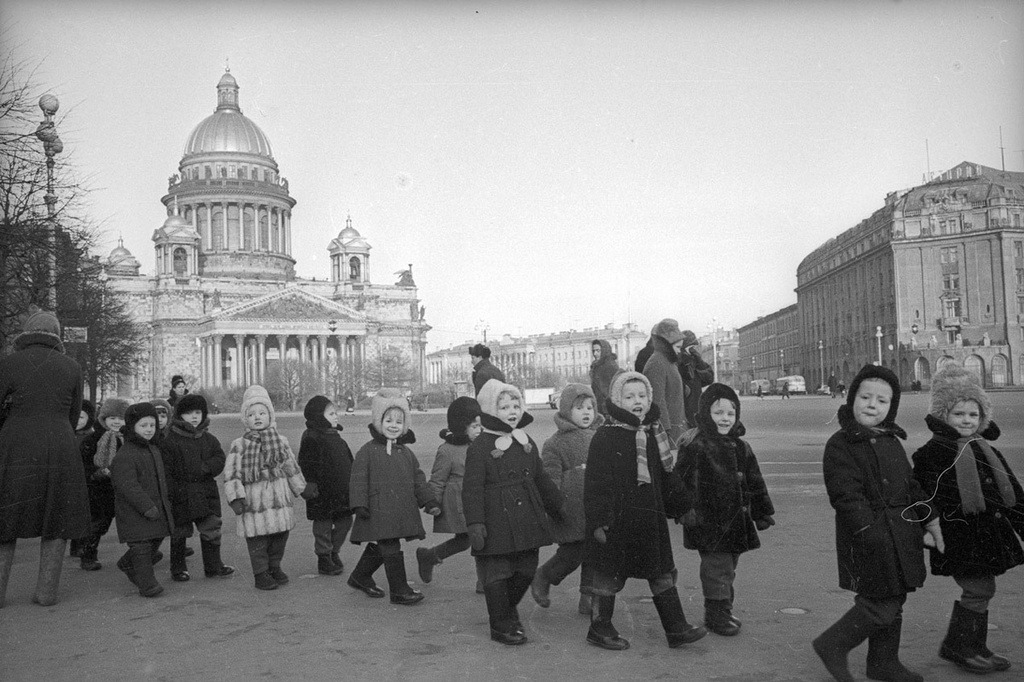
882;478;889;485
736;472;744;481
994;512;1002;518
985;478;993;484
870;438;876;444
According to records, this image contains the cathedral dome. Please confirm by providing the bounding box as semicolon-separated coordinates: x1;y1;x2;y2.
182;70;273;158
107;238;141;275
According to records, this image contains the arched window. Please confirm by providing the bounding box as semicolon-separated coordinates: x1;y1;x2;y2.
173;247;188;277
259;213;269;251
991;355;1008;387
204;165;212;179
349;257;361;281
211;209;224;250
964;355;985;387
914;357;931;384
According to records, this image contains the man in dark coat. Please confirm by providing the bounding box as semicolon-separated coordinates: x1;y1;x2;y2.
589;339;619;417
641;319;687;445
469;343;505;395
676;330;713;427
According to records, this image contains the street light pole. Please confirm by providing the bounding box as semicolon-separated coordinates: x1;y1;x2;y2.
875;325;883;365
708;318;719;384
34;94;63;311
818;339;824;391
779;348;785;375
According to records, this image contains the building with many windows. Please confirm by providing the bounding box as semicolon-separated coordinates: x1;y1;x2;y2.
736;305;800;392
697;327;741;392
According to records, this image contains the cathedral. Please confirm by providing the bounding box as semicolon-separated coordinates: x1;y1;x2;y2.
104;69;429;401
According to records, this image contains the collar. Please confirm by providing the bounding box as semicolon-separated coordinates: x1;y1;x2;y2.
837;404;907;442
605;401;661;428
369;423;416;446
925;413;1000;442
480;412;534;433
171;418;209;438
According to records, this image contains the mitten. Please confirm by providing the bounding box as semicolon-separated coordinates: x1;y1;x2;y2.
755;516;775;531
229;499;246;516
143;506;161;520
923;517;945;553
679;509;699;527
423;500;441;516
468;523;487;551
353;506;370;520
594;526;608;544
300;481;319;500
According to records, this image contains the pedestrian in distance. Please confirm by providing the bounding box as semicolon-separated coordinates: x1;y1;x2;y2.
675;383;775;636
469;343;505;396
297;395;354;577
532;383;602;616
911;365;1024;675
583;371;706;651
756;384;763;400
589;340;619;418
641;318;688;445
223;385;306;591
167;375;188;409
417;396;483;587
780;381;790;400
676;330;713;428
813;364;943;682
78;396;130;571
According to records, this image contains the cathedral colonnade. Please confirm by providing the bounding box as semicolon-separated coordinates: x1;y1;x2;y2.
180;202;292;255
198;332;365;388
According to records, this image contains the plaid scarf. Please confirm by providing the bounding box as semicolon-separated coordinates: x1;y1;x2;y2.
93;430;123;470
611;419;676;485
239;426;293;485
956;436;1017;514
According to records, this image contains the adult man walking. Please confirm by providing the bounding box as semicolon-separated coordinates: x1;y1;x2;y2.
470;344;505;395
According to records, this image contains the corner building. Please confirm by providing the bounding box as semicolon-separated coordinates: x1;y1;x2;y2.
104;70;429;399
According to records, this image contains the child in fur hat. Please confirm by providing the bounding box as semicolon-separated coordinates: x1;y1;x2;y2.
347;390;440;605
532;383;602;615
223;385;306;591
583;371;704;651
675;383;774;637
912;366;1024;675
78;396;130;571
416;396;483;586
463;379;564;645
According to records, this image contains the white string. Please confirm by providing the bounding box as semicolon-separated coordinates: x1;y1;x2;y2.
901;436;979;523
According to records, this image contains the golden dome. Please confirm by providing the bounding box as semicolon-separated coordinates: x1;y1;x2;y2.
182;71;273;158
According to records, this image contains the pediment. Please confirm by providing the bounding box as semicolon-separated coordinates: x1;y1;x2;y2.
212;287;365;323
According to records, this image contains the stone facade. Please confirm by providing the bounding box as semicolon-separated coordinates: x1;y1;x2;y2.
737;304;800;392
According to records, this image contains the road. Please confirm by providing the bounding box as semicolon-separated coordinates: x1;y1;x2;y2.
1;392;1021;681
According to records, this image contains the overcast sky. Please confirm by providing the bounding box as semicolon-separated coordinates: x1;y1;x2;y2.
5;0;1023;350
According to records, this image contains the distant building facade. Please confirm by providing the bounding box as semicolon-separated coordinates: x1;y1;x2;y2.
698;327;741;392
737;304;800;392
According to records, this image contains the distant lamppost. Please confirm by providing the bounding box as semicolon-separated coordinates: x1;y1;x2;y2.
818;339;825;390
707;318;719;383
34;94;63;311
751;355;756;381
875;326;883;365
779;348;785;375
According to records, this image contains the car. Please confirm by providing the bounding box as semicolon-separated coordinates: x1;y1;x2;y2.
548;389;562;409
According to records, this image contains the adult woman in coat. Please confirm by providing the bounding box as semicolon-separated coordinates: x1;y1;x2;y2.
0;311;90;607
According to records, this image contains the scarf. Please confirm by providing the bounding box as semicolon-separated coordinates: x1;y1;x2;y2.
480;412;533;457
239;426;292;485
611;419;676;485
94;430;123;470
955;436;1017;514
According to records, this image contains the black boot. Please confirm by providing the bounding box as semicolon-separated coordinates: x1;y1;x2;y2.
384;552;423;605
116;549;137;586
330;551;344;573
507;572;533;632
318;554;343;576
530;562;552;608
939;601;995;674
483;579;527;645
130;543;163;598
977;609;1011;672
79;537;101;571
652;587;707;647
170;537;190;582
586;595;630;650
200;538;234;578
415;546;440;583
812;604;879;682
865;617;923;682
705;598;740;636
347;544;385;598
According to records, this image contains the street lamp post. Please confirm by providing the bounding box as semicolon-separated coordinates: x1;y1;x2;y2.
818;339;824;391
875;325;883;365
708;318;719;383
34;94;63;311
779;348;785;375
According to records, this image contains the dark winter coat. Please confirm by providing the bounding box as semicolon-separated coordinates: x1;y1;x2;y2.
471;358;506;395
584;402;687;580
634;338;654;373
463;414;564;556
0;335;90;542
161;418;226;525
823;405;931;598
542;413;600;544
297;425;354;521
589;340;619;417
110;431;174;543
677;352;713;428
642;336;686;445
349;427;436;543
912;416;1024;579
428;441;470;534
80;424;116;522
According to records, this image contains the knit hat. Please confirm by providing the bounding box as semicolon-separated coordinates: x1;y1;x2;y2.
370;389;410;436
444;396;482;438
170;375;185;388
15;310;64;351
468;343;491;359
477;379;525;418
124;402;159;434
608;370;653;409
929;365;992;433
240;384;275;427
303;395;336;430
680;330;698;348
175;393;209;422
651;318;686;346
846;364;902;427
98;397;130;423
696;382;744;437
558;383;595;420
79;398;96;431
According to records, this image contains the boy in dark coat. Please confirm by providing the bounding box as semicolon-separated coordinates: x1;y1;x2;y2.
297;395;354;577
161;394;233;582
79;397;130;571
584;371;705;651
912;366;1024;674
675;383;774;636
69;399;97;559
463;379;564;645
814;364;943;682
111;403;175;597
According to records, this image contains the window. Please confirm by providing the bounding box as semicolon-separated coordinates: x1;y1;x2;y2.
173;247;188;276
1015;241;1024;259
1017;268;1024;290
940;246;958;264
349;257;361;281
943;298;962;318
943;273;960;291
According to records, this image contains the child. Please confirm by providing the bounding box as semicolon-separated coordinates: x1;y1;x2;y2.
583;371;704;651
69;399;96;559
532;384;601;615
912;366;1023;675
161;393;233;582
416;397;483;585
110;402;175;598
675;383;775;636
297;395;354;577
347;390;440;605
150;398;173;445
223;385;306;591
814;364;943;682
463;379;564;645
78;397;130;571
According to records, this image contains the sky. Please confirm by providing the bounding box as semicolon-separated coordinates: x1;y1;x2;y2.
4;0;1023;351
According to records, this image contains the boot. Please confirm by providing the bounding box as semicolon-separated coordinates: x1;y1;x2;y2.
254;571;278;590
170;537;190;582
0;541;14;608
268;566;289;585
32;539;66;606
578;593;594;616
978;611;1011;672
347;544;385;598
939;601;996;674
812;603;879;682
653;587;707;647
69;539;83;558
330;551;344;573
705;599;740;636
200;538;234;578
416;546;440;583
79;537;101;571
318;554;343;576
507;573;533;632
586;595;630;650
530;562;552;608
384;552;423;605
130;543;163;598
483;579;527;645
865;617;923;682
116;550;138;586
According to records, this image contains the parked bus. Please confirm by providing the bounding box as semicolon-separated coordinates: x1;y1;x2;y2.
749;379;771;396
773;375;806;395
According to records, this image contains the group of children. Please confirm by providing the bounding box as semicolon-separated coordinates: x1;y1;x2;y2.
69;362;1022;677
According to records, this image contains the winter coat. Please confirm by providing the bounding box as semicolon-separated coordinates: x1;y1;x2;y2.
589;340;619;417
584;403;687;580
677;353;713;427
634;338;654;373
471;359;506;395
297;425;354;521
642;336;686;445
912;416;1024;579
0;336;90;542
542;413;600;544
161;418;226;525
223;433;306;538
110;431;175;543
428;441;469;534
463;421;564;556
349;427;436;543
823;405;931;598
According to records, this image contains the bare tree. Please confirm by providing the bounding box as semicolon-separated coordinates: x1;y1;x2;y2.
362;344;413;392
265;358;319;411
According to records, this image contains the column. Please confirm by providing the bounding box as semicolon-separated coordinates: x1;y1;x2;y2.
229;335;239;387
297;335;308;363
318;335;329;390
284;210;291;256
221;201;229;251
256;335;267;383
205;202;213;250
213;335;223;387
250;204;259;252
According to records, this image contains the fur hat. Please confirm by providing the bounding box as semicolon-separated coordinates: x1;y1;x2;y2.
680;330;698;348
370;389;410;435
240;384;275;426
170;375;186;388
696;382;743;437
15;310;64;351
929;365;992;433
468;343;491;359
846;364;902;426
651;318;686;346
98;397;130;423
445;396;482;437
174;393;208;422
149;398;172;418
608;370;653;409
558;383;595;419
124;401;159;434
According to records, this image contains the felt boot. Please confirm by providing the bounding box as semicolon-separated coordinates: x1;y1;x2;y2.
32;539;66;606
978;610;1011;672
170;537;190;582
813;603;879;682
578;593;594;616
653;586;707;647
416;546;441;583
705;599;740;636
586;595;630;650
130;543;163;598
484;579;526;645
200;538;234;577
347;544;385;598
865;617;923;682
0;541;14;608
116;549;138;586
79;537;101;571
384;552;423;605
507;573;533;632
939;601;995;674
530;562;552;608
68;539;83;558
330;551;344;573
254;571;278;590
318;554;343;576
